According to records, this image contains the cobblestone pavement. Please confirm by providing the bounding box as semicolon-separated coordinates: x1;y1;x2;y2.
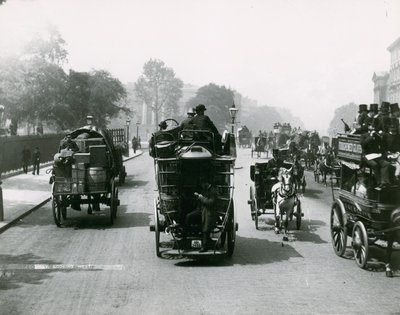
0;148;399;315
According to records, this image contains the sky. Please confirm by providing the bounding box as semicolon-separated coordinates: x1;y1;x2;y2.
0;0;399;134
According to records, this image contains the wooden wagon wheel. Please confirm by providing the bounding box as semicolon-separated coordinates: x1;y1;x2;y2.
249;186;256;221
330;203;347;257
296;200;302;230
227;201;236;257
52;195;63;227
154;198;161;257
109;179;117;225
352;221;369;269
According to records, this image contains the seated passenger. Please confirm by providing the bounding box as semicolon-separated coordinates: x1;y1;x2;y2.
180;108;196;129
59;134;79;152
267;149;284;177
361;126;392;188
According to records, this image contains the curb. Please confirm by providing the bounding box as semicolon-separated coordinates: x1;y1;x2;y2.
0;151;144;234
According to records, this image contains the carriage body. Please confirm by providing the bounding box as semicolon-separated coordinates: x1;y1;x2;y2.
51;127;120;226
150;127;237;258
248;161;302;230
238;126;252;148
251;136;268;158
330;133;400;270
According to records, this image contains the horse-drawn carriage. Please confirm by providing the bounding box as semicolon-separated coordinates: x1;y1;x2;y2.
149;121;237;258
251;136;268;158
238;126;252;148
49;127;121;226
248;160;303;239
330;134;400;276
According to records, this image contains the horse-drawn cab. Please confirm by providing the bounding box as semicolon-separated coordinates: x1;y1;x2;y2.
149;120;237;258
330;133;400;276
248;159;303;233
251;136;268;158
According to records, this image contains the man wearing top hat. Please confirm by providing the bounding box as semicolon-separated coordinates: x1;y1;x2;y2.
353;104;369;134
373;102;391;133
189;104;222;151
367;104;379;128
389;103;399;133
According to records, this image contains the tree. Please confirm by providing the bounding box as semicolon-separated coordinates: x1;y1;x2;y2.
186;83;235;132
134;59;183;128
328;102;357;137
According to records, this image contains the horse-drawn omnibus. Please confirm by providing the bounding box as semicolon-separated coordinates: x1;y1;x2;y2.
330;133;400;276
237;126;252;148
149;120;237;258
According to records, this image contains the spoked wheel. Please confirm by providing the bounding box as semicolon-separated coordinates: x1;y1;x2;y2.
254;205;259;230
226;202;236;257
249;186;256;221
52;195;63;227
109;180;117;225
61;196;67;220
352;221;369;269
330;204;347;257
302;177;306;193
296;201;302;230
113;187;119;219
154;198;161;258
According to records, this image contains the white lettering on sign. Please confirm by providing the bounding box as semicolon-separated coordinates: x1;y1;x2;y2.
338;141;362;154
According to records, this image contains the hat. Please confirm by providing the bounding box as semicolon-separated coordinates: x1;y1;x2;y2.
272;148;280;155
159;121;167;129
187;108;195;115
390;103;399;113
195;104;206;112
358;104;368;113
369;104;378;112
380;102;390;113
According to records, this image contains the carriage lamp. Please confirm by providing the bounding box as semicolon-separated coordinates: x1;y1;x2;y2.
229;102;239;134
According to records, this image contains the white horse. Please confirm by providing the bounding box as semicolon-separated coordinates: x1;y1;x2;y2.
272;167;300;241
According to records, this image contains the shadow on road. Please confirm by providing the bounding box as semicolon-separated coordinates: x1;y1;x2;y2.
174;235;303;267
119;178;149;189
303;188;324;199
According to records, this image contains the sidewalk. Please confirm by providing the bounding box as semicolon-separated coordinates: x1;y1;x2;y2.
0;149;143;233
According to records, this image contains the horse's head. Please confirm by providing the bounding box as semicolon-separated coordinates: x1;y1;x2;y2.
279;167;293;193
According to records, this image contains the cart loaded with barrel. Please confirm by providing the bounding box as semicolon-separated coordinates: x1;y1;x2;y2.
49;125;124;226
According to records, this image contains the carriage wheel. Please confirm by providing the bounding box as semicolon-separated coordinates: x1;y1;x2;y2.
61;197;67;220
154;198;161;257
296;201;302;230
113;187;119;219
227;202;236;257
109;180;117;225
330;204;347;257
52;195;63;227
302;177;306;194
352;221;369;269
249;186;256;221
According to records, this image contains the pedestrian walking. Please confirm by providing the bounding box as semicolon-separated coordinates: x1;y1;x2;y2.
32;147;41;175
138;136;141;149
21;146;31;173
132;136;138;154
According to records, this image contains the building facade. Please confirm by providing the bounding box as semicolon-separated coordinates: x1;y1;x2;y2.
373;36;400;104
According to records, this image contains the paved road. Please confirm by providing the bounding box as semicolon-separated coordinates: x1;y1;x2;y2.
0;148;399;314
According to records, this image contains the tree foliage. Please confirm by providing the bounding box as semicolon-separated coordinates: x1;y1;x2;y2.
186;83;235;132
134;59;183;127
328;102;357;136
0;29;127;133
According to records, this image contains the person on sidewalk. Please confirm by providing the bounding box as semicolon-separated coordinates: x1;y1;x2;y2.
132;136;138;154
32;147;41;175
21;146;31;174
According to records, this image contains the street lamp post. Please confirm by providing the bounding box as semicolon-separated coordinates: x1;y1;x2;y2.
229;102;239;134
136;121;140;139
126;119;131;156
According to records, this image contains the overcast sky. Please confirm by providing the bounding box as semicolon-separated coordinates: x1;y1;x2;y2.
0;0;399;134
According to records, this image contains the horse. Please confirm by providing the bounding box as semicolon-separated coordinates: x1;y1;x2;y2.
316;154;340;186
292;155;306;193
272;166;301;241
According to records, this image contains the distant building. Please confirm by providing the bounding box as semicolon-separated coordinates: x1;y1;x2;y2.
373;36;400;104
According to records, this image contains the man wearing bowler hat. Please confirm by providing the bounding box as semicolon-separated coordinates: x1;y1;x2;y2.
180;107;196;129
190;104;222;151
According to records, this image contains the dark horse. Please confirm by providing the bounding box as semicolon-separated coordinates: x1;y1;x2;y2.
315;153;340;185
